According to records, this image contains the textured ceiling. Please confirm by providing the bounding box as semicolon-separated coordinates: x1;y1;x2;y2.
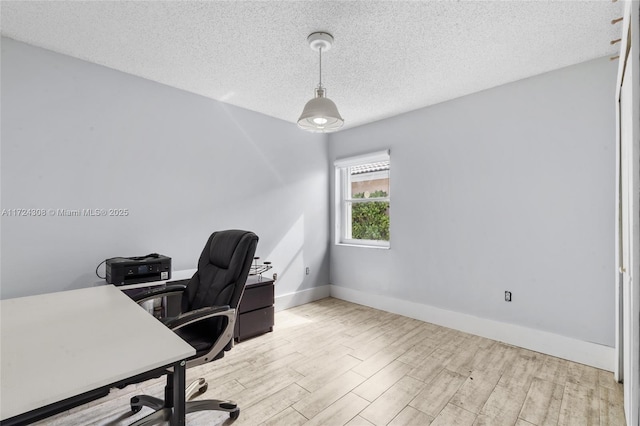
0;1;624;130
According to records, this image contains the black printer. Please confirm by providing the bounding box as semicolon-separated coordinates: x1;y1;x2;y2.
105;254;171;286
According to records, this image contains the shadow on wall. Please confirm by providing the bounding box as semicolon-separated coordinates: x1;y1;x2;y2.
218;101;286;185
264;215;305;296
76;215;308;297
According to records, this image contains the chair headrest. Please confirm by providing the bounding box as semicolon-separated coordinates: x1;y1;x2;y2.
208;230;255;269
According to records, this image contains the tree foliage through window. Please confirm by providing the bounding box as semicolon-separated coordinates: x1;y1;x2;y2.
352;190;389;241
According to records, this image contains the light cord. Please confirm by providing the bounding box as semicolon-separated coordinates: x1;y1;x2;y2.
318;47;323;89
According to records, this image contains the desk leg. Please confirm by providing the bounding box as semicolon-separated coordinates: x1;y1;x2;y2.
171;360;186;426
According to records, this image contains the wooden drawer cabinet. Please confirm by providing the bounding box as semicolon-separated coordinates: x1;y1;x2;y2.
121;274;275;342
235;276;275;342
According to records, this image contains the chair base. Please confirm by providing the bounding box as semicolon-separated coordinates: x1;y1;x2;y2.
186;399;240;419
129;407;171;426
185;377;207;400
129;378;239;425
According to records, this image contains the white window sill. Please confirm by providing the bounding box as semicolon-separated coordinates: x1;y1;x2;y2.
336;242;390;250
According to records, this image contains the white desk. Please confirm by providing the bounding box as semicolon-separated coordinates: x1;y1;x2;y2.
0;285;195;425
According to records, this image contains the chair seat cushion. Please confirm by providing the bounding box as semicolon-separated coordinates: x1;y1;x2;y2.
174;319;221;358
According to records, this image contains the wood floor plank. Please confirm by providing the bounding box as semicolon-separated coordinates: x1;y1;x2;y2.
515;420;537;426
260;406;308;426
289;344;353;377
247;341;301;366
343;322;393;351
498;350;544;394
409;369;467;417
465;334;495;349
519;377;564;426
273;309;314;328
352;325;432;378
402;326;440;349
566;363;600;390
475;383;527;426
430;403;477;426
197;377;247;400
351;345;408;378
296;354;361;393
407;347;454;383
188;359;253;384
351;320;421;361
430;326;458;343
557;383;599;426
598;370;620;391
287;326;350;357
397;337;439;367
293;370;366;419
360;375;426;426
233;383;308;426
339;310;387;337
233;366;303;408
472;342;518;375
449;369;501;414
235;351;306;387
353;360;413;402
304;393;369;426
345;415;377;426
535;356;569;385
437;331;472;353
388;406;434;426
446;344;480;376
599;385;625;426
231;335;292;357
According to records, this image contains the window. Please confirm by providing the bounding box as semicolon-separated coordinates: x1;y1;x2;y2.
335;150;390;248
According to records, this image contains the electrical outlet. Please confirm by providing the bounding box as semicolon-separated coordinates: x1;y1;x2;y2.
505;291;512;302
305;267;310;275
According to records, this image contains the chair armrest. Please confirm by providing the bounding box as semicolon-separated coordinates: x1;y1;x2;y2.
131;284;187;304
164;306;237;368
164;305;232;330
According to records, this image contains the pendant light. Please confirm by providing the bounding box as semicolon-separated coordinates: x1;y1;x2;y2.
298;32;344;132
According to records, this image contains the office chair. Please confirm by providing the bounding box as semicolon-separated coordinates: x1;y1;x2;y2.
127;229;258;425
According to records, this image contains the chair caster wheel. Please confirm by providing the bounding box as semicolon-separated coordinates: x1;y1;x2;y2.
230;408;240;420
199;383;208;394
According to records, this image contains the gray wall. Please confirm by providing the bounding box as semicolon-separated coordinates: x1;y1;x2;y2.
1;37;330;299
329;57;617;347
0;37;618;349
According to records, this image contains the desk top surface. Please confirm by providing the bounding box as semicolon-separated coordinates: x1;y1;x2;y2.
0;285;195;421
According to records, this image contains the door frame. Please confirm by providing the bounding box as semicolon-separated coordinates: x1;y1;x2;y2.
615;2;640;425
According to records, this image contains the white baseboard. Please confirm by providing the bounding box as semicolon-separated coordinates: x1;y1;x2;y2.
329;285;615;371
275;285;331;312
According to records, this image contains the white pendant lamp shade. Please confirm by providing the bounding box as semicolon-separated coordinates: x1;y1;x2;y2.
298;88;344;132
297;32;344;133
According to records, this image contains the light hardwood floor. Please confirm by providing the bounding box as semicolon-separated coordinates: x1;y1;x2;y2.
37;297;625;425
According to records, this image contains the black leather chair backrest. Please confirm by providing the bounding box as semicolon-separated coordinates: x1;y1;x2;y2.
182;230;258;313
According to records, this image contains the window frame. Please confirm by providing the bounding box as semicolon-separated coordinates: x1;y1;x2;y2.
334;150;390;249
